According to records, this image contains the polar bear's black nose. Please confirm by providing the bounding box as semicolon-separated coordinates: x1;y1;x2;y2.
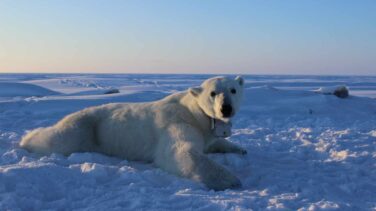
221;104;232;117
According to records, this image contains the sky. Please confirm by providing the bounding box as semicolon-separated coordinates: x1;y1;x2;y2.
0;0;375;75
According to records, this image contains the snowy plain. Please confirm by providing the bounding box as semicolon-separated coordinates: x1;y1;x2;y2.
0;74;375;210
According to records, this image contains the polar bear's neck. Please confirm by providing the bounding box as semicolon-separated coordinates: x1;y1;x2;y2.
180;93;211;133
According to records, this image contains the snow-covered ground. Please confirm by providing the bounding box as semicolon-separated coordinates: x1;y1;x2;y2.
0;74;375;210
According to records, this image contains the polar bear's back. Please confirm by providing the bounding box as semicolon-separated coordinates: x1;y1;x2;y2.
94;92;191;161
94;102;160;161
20;91;190;161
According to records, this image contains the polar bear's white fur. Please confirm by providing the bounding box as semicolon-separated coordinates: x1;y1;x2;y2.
20;76;246;190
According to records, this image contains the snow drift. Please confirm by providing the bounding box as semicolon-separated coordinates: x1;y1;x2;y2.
0;82;60;97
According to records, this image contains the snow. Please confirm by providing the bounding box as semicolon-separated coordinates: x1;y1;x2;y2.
0;82;59;98
0;74;375;210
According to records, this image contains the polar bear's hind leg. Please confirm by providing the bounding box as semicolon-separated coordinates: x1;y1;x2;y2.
20;111;99;156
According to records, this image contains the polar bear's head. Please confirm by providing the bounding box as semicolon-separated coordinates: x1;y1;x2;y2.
189;76;244;122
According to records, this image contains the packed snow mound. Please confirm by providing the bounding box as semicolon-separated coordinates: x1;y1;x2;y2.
315;85;349;98
0;74;375;210
0;82;60;97
69;88;120;96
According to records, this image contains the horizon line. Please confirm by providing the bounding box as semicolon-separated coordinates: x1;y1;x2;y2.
0;71;375;77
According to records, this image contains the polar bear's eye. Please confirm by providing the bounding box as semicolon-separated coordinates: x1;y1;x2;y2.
210;91;216;97
231;88;236;94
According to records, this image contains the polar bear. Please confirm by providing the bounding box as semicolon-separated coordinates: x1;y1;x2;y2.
20;76;246;190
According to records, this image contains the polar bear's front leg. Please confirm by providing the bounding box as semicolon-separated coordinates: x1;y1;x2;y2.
206;138;247;154
154;124;241;191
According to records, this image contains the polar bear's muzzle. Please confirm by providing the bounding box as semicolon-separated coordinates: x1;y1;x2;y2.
215;93;234;119
221;104;233;118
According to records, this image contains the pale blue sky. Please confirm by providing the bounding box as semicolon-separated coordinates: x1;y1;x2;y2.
0;0;375;75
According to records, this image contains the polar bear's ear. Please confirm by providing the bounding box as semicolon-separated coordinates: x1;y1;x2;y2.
235;76;244;86
189;87;202;97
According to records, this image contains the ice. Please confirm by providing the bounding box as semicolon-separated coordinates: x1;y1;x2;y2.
0;82;59;98
0;74;375;210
